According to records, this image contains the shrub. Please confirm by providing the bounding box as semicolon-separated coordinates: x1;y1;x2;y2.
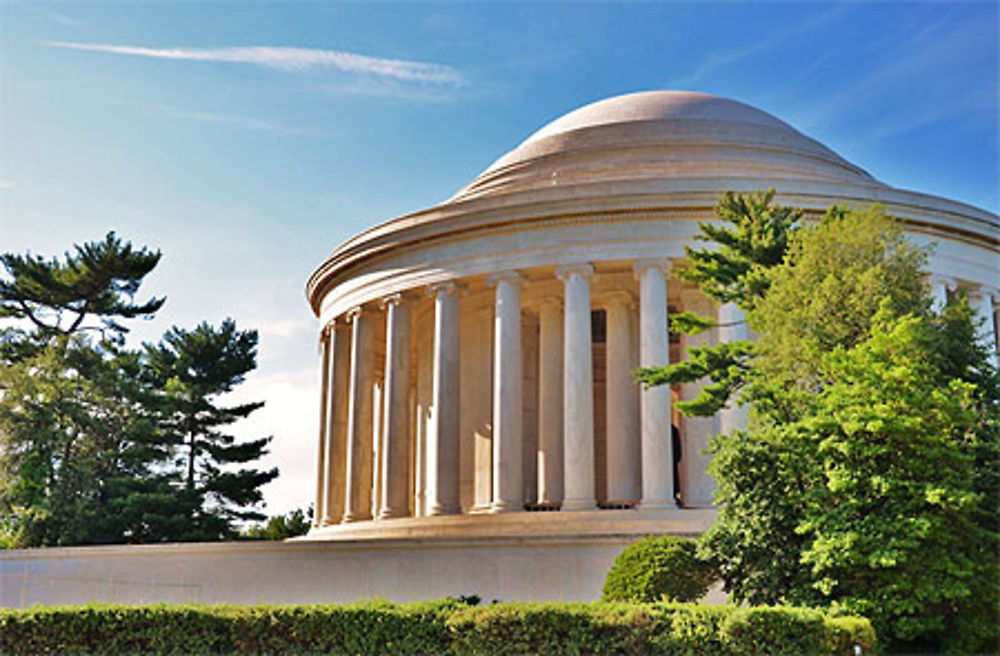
447;602;658;655
722;606;827;656
0;600;874;655
602;535;716;603
824;616;877;656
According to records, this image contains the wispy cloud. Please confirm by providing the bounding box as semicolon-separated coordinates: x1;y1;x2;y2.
0;179;14;191
670;6;846;88
45;42;463;85
319;78;465;103
26;5;88;28
794;14;996;134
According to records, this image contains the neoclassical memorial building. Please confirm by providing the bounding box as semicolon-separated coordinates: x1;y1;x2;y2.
304;90;1000;543
3;91;997;608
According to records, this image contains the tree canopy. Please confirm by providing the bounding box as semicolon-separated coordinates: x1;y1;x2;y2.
0;232;164;339
0;235;278;547
641;192;1000;653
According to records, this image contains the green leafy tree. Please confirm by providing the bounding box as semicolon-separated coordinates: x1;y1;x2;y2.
645;194;999;652
0;234;174;546
146;319;278;538
0;335;184;546
1;236;281;547
240;508;312;541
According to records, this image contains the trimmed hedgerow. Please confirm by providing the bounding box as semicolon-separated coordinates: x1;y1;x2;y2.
446;602;659;655
0;600;874;656
602;535;716;603
0;600;459;656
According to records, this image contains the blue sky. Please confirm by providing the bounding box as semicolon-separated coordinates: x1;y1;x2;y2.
1;1;997;517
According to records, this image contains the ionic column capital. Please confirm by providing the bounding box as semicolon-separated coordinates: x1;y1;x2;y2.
379;292;413;310
487;270;525;287
555;263;594;281
633;258;672;279
319;322;333;342
345;305;366;322
926;274;958;291
427;280;460;298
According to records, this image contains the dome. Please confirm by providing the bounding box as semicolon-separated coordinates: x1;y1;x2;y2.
302;87;998;558
449;90;880;202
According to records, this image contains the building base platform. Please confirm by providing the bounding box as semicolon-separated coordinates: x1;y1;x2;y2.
0;508;716;608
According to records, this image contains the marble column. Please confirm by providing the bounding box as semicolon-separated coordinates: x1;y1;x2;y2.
343;306;376;523
379;294;412;519
716;302;749;437
970;285;1000;369
681;292;717;508
557;264;596;511
323;320;351;525
490;272;524;513
605;291;641;504
313;328;331;527
427;282;461;515
413;311;434;517
634;260;676;510
927;275;957;312
537;298;564;506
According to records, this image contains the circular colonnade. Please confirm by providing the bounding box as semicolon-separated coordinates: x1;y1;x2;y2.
304;91;999;540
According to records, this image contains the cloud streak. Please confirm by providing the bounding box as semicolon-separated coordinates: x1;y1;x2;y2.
46;42;462;85
670;6;846;88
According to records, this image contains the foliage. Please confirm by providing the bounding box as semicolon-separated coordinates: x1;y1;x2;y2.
750;205;929;389
678;189;801;310
0;231;163;339
0;235;277;547
0;334;184;546
601;536;715;603
635;189;801;416
240;508;312;540
0;600;875;656
651;192;999;652
145;319;277;535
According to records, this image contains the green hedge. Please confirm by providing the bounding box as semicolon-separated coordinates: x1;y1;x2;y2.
602;535;716;603
0;600;875;655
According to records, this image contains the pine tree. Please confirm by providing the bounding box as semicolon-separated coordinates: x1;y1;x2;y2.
636;189;800;415
145;319;278;538
0;232;164;341
0;236;280;546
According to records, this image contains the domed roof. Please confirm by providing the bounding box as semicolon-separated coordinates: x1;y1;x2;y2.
449;90;880;203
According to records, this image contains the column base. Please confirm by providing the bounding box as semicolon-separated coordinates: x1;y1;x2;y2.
377;508;410;520
489;500;523;514
561;499;597;511
342;512;373;523
427;504;461;516
468;504;494;514
321;518;343;527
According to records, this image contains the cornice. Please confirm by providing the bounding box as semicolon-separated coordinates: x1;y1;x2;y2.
305;181;999;315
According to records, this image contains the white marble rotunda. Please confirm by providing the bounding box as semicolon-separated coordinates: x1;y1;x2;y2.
304;90;999;542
